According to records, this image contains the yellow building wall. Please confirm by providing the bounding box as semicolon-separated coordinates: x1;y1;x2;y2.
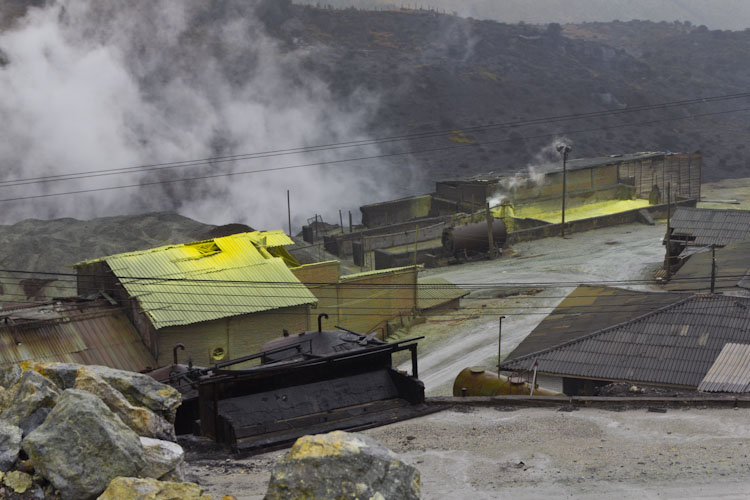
156;304;310;367
293;262;418;336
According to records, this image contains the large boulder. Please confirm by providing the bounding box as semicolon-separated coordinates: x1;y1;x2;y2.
139;437;185;481
96;477;211;500
22;362;181;423
22;389;146;500
74;367;176;441
0;421;22;472
263;431;421;500
87;365;181;423
0;369;59;426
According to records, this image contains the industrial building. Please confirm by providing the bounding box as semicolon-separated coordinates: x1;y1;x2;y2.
74;230;440;368
501;292;750;395
321;151;701;269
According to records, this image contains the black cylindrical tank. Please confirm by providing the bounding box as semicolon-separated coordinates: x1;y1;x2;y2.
442;218;507;255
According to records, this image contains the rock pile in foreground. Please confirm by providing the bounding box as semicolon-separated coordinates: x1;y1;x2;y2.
0;362;210;500
264;430;421;500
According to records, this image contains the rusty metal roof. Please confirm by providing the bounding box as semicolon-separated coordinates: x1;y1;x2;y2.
0;299;156;372
75;231;317;329
698;343;750;393
505;286;688;362
670;207;750;247
501;294;750;389
417;277;469;311
666;240;750;294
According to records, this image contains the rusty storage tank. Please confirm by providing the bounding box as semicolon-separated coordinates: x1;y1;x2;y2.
442;219;507;256
453;366;561;397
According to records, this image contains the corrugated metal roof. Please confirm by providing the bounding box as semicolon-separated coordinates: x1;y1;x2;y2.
670;207;750;247
0;300;156;372
505;286;688;362
340;266;418;281
666;240;750;294
501;294;750;389
76;231;316;329
417;277;469;310
698;343;750;393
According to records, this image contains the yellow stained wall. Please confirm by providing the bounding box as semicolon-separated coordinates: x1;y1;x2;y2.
293;262;418;335
156;304;310;367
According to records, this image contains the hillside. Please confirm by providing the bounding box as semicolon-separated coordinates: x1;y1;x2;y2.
0;1;749;225
282;6;750;183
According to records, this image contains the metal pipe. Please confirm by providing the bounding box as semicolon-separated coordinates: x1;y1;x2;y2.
318;313;329;332
172;343;185;365
557;144;571;238
410;344;419;379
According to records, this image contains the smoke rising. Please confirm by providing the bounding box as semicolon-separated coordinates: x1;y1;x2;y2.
487;137;573;207
0;0;393;230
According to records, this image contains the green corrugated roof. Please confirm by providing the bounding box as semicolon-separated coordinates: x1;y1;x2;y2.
75;231;316;329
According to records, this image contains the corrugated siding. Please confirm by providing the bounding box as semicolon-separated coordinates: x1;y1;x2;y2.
78;232;316;329
698;343;750;393
417;277;469;310
0;301;156;372
670;207;750;247
502;295;750;388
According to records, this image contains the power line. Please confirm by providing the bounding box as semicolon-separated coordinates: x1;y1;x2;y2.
1;104;747;204
0;92;748;191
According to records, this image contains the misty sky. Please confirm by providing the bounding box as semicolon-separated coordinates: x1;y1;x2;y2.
298;0;750;30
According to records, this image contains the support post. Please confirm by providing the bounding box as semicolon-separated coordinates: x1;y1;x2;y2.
287;190;292;237
498;315;506;370
556;144;571;238
414;226;419;267
486;203;496;259
339;209;344;233
711;245;717;293
666;182;672;280
349;211;353;233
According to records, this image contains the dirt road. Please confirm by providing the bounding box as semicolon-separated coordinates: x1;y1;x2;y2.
401;221;669;394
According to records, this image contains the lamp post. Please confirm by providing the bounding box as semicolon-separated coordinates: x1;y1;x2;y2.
556;144;572;238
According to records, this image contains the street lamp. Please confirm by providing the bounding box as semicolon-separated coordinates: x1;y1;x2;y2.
556;144;572;238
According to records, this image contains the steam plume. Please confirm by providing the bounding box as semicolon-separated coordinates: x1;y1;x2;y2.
0;0;392;230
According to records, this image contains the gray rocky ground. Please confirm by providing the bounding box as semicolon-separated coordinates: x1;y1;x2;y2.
186;407;750;500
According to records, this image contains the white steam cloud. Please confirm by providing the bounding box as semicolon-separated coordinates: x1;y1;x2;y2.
0;0;393;230
487;137;573;207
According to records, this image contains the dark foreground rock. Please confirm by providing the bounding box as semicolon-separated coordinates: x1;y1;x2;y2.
23;389;146;500
264;430;420;500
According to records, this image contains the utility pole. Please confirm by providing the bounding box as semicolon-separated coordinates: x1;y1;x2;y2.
710;245;717;293
497;315;506;370
666;182;672;280
413;226;419;267
287;190;292;237
339;210;344;234
486;203;496;259
348;211;353;233
556;144;572;238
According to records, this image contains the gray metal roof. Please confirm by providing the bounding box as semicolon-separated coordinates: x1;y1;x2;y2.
505;286;687;362
501;294;750;389
670;207;750;247
666;240;750;294
698;343;750;393
417;277;469;311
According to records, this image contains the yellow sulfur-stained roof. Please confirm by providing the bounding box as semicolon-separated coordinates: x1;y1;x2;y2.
75;231;316;329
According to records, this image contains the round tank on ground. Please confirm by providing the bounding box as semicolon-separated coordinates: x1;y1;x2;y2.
442;219;507;256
